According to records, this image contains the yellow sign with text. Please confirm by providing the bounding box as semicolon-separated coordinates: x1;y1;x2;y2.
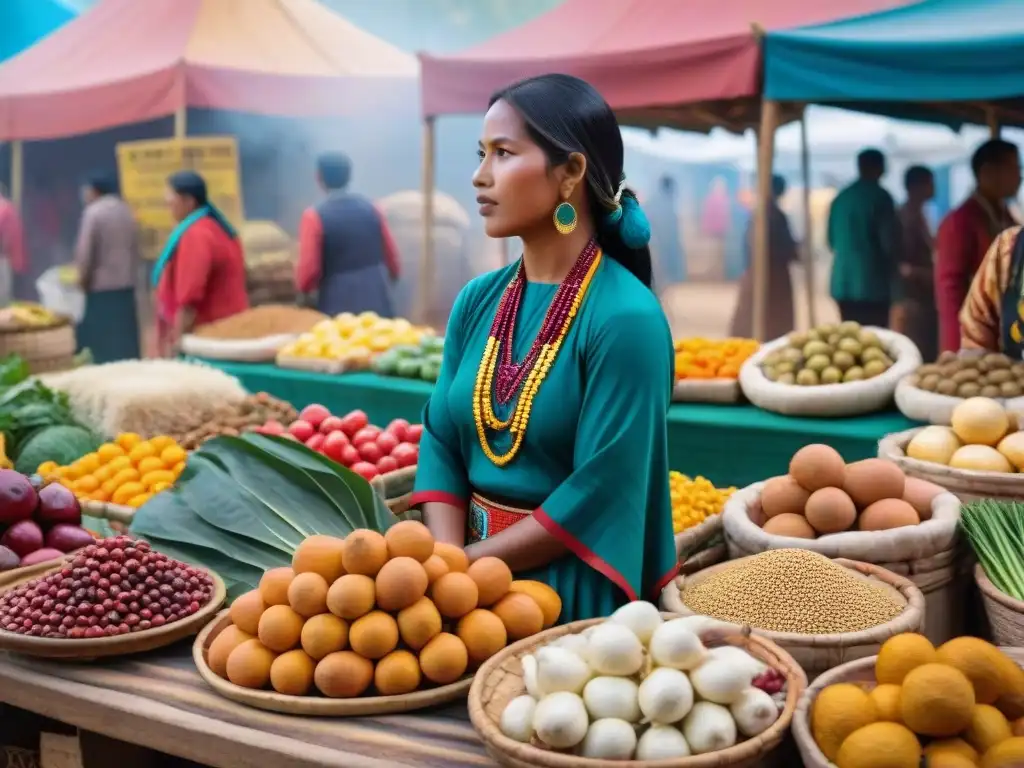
116;136;244;260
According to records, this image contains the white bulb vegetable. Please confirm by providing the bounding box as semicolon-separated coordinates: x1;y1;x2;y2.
533;692;589;749
730;687;780;737
648;618;707;670
579;718;637;760
535;645;591;696
635;724;692;760
521;654;541;699
608;600;663;645
706;645;767;679
550;633;590;659
682;701;737;754
688;658;751;704
582;677;641;723
585;623;644;676
638;667;694;724
499;695;536;743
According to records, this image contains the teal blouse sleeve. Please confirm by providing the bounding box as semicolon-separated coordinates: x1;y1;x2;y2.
410;287;472;510
533;305;678;602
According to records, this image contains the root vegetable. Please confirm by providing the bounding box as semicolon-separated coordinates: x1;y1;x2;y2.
499;695;536;743
682;701;737;754
582;676;641;722
730;687;780;736
636;724;692;759
689;658;751;704
648;618;706;670
638;667;694;724
533;692;589;749
607;600;662;644
585;623;644;676
535;646;591;696
579;718;637;760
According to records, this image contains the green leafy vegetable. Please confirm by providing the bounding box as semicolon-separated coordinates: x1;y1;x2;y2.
961;499;1024;600
130;433;399;600
0;354;29;387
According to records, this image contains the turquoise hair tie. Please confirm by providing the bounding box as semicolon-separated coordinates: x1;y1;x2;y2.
614;195;651;249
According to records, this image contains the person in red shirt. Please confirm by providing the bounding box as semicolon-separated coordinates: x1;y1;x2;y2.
0;183;27;304
935;139;1020;352
153;171;249;356
296;153;400;317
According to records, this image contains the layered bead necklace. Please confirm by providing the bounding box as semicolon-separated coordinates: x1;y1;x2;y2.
473;240;602;467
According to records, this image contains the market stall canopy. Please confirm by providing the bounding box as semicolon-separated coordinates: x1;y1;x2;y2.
0;0;76;63
418;0;914;131
764;0;1024;127
0;0;418;141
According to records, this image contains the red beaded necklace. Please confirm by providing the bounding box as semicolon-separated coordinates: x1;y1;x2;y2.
490;240;599;404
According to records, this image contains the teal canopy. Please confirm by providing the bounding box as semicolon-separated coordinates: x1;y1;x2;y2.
1;0;76;62
764;0;1024;121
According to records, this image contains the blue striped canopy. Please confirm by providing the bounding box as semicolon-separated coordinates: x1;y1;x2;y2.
1;0;76;62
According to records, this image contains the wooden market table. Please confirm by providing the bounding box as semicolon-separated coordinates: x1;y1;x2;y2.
0;642;493;768
197;360;920;489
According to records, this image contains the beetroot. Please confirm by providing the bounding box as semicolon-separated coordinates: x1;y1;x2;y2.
0;546;18;571
0;470;38;525
18;548;66;567
0;520;43;557
45;524;95;553
36;484;81;527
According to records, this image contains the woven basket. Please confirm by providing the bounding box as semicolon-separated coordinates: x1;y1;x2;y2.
468;618;807;768
660;557;926;680
674;515;727;575
975;564;1024;646
0;323;76;374
878;427;1024;501
792;648;1024;767
370;465;417;517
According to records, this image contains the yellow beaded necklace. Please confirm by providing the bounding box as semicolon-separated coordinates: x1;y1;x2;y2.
473;250;602;467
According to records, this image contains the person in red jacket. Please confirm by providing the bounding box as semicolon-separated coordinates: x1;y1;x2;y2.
935;139;1020;352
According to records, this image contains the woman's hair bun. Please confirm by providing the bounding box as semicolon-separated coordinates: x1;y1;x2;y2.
606;192;651;249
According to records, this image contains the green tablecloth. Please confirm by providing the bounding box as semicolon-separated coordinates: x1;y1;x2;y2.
201;360;920;489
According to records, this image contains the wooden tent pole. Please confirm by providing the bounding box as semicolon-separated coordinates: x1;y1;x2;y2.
986;106;1001;138
752;100;780;341
799;108;816;329
416;117;437;325
9;141;22;209
174;106;187;139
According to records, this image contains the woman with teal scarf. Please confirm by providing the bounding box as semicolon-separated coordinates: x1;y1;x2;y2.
408;75;678;624
154;171;249;356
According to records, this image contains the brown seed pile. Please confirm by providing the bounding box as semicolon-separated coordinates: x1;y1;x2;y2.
681;549;905;634
170;392;297;450
193;305;327;339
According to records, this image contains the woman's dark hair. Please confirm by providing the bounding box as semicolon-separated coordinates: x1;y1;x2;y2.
489;74;653;288
168;170;209;206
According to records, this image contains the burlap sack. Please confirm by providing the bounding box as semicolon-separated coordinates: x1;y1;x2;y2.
738;328;922;417
895;377;1024;425
722;481;964;644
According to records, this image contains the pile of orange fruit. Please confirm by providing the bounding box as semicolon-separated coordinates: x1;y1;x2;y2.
38;433;187;509
674;337;759;381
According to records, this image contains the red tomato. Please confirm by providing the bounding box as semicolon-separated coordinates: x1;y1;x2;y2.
322;431;349;462
318;416;345;435
386;418;410;442
339;410;369;437
261;420;285;436
375;432;399;456
350;462;379;481
352;426;382;447
358;442;384;464
405;424;424;443
305;433;326;453
376;456;399;474
391;442;419;468
288;420;315;442
340;445;361;467
299;404;331;428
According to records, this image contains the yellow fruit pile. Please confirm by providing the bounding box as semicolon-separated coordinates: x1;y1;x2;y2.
674;337;759;381
670;471;736;534
209;521;560;698
39;433;186;509
278;311;434;365
812;633;1024;768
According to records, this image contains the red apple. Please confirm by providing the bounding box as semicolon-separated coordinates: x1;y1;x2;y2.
391;443;419;468
340;445;361;467
339;410;369;437
288;420;315;442
299;404;331;428
386;418;410;442
318;416;344;435
375;432;399;456
405;424;423;443
376;456;399;474
305;433;326;453
352;426;382;447
358;442;383;464
350;462;379;481
322;432;349;462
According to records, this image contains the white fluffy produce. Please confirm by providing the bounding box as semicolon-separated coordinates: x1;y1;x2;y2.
705;645;768;679
521;654;541;699
535;646;591;695
672;614;741;636
648;618;707;670
549;633;590;659
682;701;738;754
582;677;641;722
579;718;637;760
635;725;692;760
730;687;780;737
688;658;752;704
533;692;589;749
585;623;644;676
499;695;536;743
607;600;662;644
638;667;694;724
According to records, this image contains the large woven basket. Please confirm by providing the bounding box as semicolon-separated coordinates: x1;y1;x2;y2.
660;557;926;680
674;515;727;575
878;427;1024;501
0;322;75;374
792;648;1024;767
468;617;807;768
976;563;1024;645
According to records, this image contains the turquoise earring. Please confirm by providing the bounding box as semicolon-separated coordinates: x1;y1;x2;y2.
553;201;577;235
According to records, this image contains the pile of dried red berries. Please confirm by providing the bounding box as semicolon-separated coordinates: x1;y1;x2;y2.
0;535;214;639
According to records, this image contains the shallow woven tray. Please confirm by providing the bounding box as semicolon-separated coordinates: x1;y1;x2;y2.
467;616;807;768
878;427;1024;501
193;610;473;716
792;648;1024;767
671;379;741;404
0;564;225;660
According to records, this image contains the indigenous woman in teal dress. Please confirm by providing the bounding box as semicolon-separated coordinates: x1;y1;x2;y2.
409;74;677;623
